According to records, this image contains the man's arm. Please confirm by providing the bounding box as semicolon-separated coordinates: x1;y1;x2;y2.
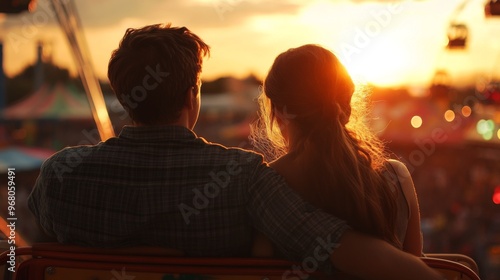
245;156;442;280
331;230;442;280
34;222;58;242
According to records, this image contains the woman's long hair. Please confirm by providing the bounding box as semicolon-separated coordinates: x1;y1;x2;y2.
250;44;400;247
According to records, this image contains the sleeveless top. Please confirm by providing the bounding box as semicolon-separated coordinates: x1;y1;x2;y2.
383;159;411;247
331;160;414;278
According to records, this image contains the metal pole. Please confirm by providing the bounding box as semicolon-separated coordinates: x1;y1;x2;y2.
50;0;115;141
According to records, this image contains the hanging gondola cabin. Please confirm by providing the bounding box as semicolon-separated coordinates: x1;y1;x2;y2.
485;0;500;17
447;23;468;49
0;0;34;14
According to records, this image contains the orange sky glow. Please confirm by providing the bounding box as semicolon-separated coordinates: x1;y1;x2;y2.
0;0;500;88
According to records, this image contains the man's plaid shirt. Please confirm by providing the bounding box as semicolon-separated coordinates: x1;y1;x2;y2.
28;125;349;268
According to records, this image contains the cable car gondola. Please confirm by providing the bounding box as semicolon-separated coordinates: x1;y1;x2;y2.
447;23;468;49
485;0;500;17
0;0;35;14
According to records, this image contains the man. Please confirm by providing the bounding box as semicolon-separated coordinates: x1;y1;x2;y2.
28;23;441;279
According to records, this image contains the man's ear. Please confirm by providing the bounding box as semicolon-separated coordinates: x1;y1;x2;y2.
184;86;198;110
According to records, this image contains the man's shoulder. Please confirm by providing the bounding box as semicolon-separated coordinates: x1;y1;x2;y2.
40;144;100;172
46;144;96;160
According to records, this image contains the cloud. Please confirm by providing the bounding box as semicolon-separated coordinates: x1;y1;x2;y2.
0;0;58;29
349;0;428;2
74;0;302;30
0;0;302;34
75;0;183;28
181;1;302;28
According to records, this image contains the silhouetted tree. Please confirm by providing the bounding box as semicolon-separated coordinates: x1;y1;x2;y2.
201;76;233;94
5;62;82;106
243;73;262;87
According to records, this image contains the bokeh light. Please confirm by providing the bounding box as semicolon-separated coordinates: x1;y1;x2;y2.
411;115;423;128
444;110;455;122
476;119;496;140
486;119;495;130
483;131;494;141
461;106;472;117
477;119;486;134
493;186;500;205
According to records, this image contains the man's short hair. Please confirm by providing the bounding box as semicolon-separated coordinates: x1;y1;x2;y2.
108;23;210;124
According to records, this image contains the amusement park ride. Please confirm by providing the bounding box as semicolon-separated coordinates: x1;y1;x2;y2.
433;0;500;105
0;0;115;141
1;1;499;279
446;0;500;48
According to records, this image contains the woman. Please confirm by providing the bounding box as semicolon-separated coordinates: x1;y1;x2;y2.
251;44;423;257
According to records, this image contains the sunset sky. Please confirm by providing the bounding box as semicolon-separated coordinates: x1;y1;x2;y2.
0;0;500;88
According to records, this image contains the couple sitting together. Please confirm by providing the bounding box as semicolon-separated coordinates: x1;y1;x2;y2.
28;23;440;279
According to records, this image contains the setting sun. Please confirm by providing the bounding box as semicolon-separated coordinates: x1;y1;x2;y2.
1;1;500;279
1;0;499;88
339;37;414;86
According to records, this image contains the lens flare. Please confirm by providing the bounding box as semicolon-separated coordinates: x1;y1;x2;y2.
493;186;500;205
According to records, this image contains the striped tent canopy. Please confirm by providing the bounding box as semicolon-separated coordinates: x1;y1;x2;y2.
2;83;92;120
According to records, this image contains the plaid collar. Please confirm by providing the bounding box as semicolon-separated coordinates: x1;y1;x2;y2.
118;125;198;143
